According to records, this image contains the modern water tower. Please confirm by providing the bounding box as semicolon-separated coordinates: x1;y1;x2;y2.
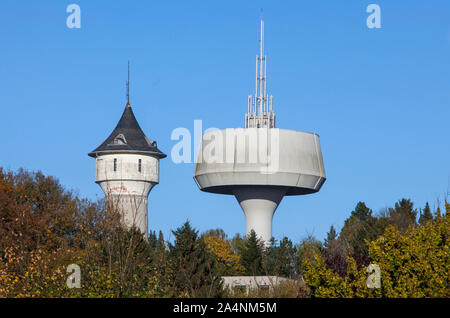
193;17;326;245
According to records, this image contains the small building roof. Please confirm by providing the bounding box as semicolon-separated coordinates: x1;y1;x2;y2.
88;103;166;158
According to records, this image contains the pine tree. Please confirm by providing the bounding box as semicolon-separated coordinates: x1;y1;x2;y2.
240;230;264;275
351;202;373;223
389;198;418;231
324;225;337;249
169;221;222;297
419;202;433;225
340;202;389;266
264;237;297;278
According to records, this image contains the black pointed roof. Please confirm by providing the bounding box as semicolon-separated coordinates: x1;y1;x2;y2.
88;102;166;158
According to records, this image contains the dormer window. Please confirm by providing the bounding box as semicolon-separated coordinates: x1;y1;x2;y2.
113;134;127;145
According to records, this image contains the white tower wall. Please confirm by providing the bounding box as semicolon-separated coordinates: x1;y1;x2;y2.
95;153;160;235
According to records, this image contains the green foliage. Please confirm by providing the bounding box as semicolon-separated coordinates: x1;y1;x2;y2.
1;167;449;298
168;221;222;297
324;225;337;249
368;215;449;297
297;235;323;265
303;205;449;298
418;202;433;225
340;202;390;265
351;202;373;223
389;198;418;232
240;230;264;275
264;237;299;278
230;233;245;256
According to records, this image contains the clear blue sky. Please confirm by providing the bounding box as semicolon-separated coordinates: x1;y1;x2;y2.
1;1;449;243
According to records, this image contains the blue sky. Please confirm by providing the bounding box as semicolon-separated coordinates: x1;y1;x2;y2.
0;1;449;243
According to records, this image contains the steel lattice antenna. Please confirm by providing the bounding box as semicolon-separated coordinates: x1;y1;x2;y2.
245;13;275;128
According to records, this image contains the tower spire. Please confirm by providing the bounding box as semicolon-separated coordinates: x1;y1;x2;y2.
126;60;130;107
245;14;275;128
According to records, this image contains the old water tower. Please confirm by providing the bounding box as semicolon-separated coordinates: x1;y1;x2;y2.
89;65;166;235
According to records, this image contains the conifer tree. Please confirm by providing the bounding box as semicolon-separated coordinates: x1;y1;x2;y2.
351;202;373;223
340;202;389;266
264;237;297;278
389;198;417;231
240;230;264;275
419;202;433;225
324;225;337;249
169;221;222;297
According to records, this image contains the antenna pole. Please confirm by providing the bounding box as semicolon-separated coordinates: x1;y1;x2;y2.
126;60;130;105
259;16;263;117
245;13;275;129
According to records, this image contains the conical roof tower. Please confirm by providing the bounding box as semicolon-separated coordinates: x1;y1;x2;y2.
89;62;166;236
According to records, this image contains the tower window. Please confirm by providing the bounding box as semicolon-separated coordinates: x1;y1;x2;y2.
138;159;142;172
113;158;117;172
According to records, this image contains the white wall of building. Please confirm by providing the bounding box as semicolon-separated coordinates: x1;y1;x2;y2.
95;153;160;235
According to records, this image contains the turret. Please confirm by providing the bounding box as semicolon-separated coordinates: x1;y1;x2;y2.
89;65;166;235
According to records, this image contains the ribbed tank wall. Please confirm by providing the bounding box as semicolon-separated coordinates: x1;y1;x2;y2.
194;128;326;194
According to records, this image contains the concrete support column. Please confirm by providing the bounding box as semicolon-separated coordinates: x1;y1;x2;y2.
233;186;285;245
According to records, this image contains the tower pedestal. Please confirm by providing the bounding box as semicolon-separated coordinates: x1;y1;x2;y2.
233;187;285;245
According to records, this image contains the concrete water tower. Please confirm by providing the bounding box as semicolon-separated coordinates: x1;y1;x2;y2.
193;17;326;245
89;64;166;235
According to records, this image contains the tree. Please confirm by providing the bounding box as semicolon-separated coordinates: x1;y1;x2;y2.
0;169;78;254
264;237;298;278
202;228;227;240
340;202;389;266
351;202;373;223
389;198;417;232
323;226;347;277
324;225;337;249
296;235;323;271
202;231;245;276
368;214;449;297
303;207;449;298
302;251;353;298
169;221;222;297
418;202;433;225
240;230;264;276
231;233;246;257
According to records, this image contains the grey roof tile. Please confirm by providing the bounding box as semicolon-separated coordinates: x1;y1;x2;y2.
88;103;166;158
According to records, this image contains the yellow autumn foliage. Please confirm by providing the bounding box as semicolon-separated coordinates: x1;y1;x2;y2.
203;235;245;276
303;204;449;298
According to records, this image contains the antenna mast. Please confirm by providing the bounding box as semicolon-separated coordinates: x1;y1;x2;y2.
126;60;130;106
245;14;275;128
